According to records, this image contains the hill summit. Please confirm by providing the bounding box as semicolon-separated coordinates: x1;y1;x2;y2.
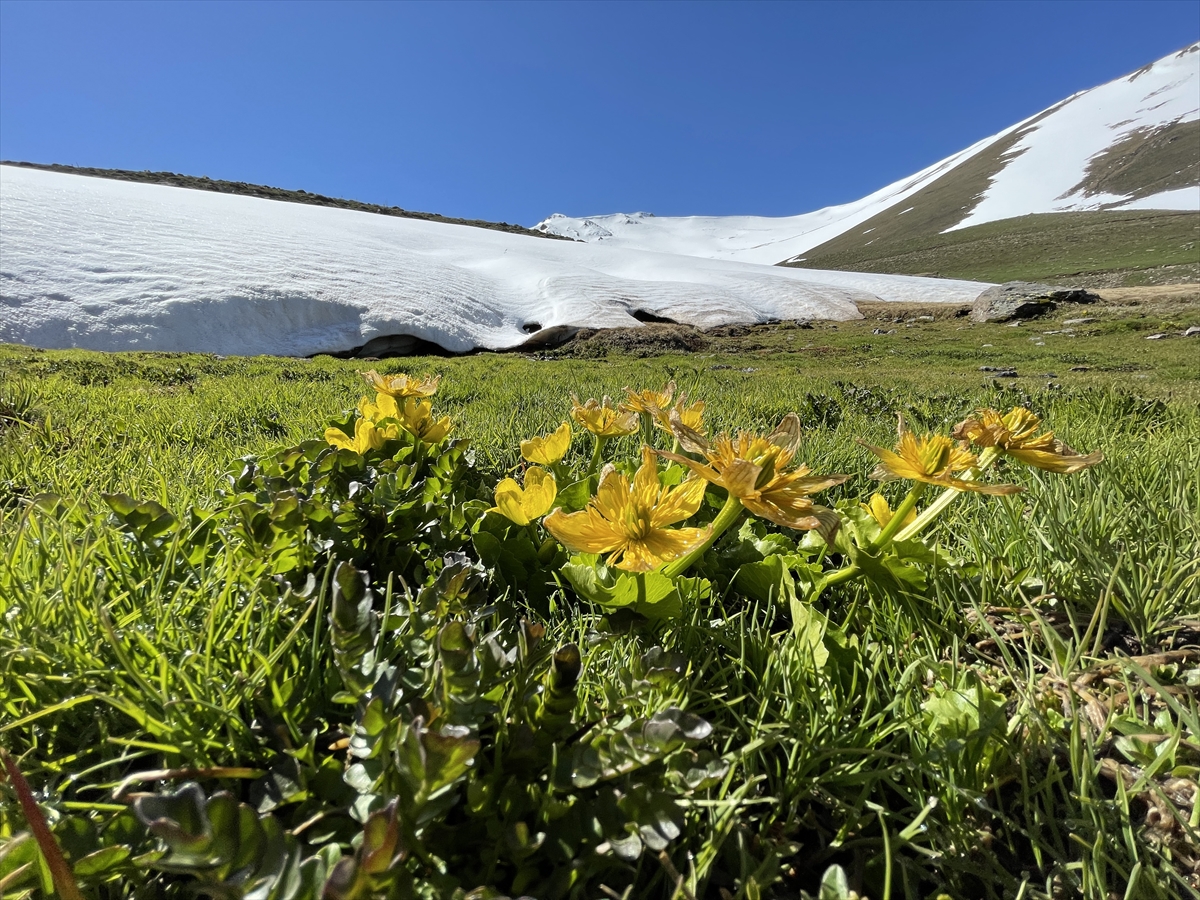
533;44;1200;269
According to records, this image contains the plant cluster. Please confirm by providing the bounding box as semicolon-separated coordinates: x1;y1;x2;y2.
2;368;1196;900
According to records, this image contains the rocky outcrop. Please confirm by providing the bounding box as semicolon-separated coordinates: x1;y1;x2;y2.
970;282;1099;323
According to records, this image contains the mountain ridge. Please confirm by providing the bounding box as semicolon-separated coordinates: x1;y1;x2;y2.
534;43;1200;269
0;160;572;242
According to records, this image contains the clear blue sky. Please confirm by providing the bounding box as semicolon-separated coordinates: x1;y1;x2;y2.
1;1;1196;225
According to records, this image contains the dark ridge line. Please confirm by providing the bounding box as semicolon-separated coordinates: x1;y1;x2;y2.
0;160;574;242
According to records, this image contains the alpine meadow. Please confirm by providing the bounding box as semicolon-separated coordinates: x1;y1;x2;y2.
2;294;1198;898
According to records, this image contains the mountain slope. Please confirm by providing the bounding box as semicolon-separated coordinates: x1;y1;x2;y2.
0;160;569;241
534;44;1200;268
785;209;1199;288
0;166;990;357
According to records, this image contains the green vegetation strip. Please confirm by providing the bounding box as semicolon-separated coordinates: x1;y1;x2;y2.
0;315;1198;899
785;209;1199;288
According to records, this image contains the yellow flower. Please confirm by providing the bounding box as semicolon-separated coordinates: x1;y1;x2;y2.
952;407;1103;474
543;447;711;572
521;422;572;465
371;392;452;443
355;396;400;436
491;467;557;526
653;395;705;436
325;416;386;454
623;381;676;415
361;369;440;398
570;395;638;438
862;493;917;529
659;413;847;533
862;420;1021;495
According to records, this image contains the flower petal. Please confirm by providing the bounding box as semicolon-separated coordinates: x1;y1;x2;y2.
722;458;764;499
324;426;355;451
521;467;558;518
544;508;625;554
649;477;706;528
615;526;711;572
592;465;631;521
766;413;802;456
1007;447;1103;474
521;422;571;465
493;478;531;525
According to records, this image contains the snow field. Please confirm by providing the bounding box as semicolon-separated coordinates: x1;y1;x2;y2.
0;166;990;357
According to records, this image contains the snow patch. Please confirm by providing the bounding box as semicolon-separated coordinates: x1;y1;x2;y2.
0;166;990;356
1112;185;1200;211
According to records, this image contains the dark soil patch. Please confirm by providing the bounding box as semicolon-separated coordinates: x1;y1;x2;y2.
551;324;710;357
1068;118;1200;204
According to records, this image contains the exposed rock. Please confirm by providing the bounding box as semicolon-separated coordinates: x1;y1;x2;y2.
970;282;1100;323
1183;325;1200;337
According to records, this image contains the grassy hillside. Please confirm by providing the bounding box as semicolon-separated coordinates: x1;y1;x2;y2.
783;208;1199;287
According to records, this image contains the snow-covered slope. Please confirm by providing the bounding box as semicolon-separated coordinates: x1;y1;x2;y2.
0;166;989;356
535;44;1200;264
531;128;1019;266
951;44;1200;229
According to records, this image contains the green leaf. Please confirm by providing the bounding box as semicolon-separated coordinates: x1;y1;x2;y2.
789;601;831;670
610;572;681;621
818;863;852;900
102;492;178;546
734;556;796;604
70;845;131;877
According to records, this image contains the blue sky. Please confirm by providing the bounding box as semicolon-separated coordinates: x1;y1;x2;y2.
1;1;1196;225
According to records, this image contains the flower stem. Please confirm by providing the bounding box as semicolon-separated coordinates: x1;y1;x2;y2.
639;413;655;449
869;482;926;551
893;447;1001;543
663;494;743;577
587;436;605;478
817;561;860;593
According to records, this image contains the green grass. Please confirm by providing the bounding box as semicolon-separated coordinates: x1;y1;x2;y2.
784;209;1199;288
1;319;1198;898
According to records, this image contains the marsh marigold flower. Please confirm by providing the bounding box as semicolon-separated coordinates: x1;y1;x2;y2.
543;446;710;572
361;370;441;398
863;418;1021;495
952;407;1103;474
862;493;916;529
325;416;386;454
521;422;571;465
659;413;847;535
491;467;557;526
653;395;705;436
570;396;638;438
371;393;452;443
623;381;676;415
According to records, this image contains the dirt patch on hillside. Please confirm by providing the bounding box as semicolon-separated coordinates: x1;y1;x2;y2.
1066;119;1200;204
548;324;711;358
1093;283;1200;315
852;301;972;321
854;284;1197;322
